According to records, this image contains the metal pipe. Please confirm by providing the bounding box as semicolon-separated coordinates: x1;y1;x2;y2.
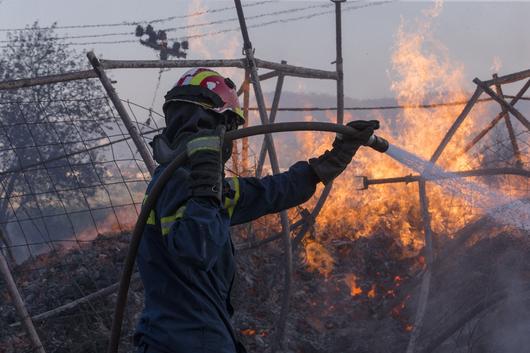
334;0;345;125
362;167;530;188
430;87;483;164
106;121;390;353
474;78;530;131
233;2;292;350
87;51;157;175
293;1;346;251
463;78;530;154
254;58;337;80
292;184;332;249
405;180;433;353
256;61;286;177
101;58;246;70
237;70;277;96
99;58;337;80
0;70;97;91
241;69;250;173
0;251;46;353
493;74;523;167
481;68;530;86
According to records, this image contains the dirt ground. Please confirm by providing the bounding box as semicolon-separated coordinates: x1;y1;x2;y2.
1;220;529;353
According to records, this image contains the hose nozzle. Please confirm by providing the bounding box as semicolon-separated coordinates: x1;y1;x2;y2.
365;135;389;153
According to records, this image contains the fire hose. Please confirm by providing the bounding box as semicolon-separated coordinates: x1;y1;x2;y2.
107;121;389;353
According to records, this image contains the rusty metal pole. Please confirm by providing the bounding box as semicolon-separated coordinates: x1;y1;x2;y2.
256;61;286;177
474;78;530;131
231;135;240;176
0;251;46;353
233;1;292;350
241;69;251;174
430;87;483;164
462;78;530;154
292;0;346;249
334;0;345;125
406;180;433;353
493;74;523;167
87;51;156;175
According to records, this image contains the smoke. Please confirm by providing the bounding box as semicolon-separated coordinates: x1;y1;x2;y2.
476;240;530;353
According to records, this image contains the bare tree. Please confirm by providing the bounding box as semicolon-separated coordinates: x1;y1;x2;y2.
0;22;114;261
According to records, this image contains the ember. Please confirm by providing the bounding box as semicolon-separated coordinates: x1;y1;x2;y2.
344;274;363;297
240;329;257;336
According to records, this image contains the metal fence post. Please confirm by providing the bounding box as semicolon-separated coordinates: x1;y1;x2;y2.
241;69;250;174
493;74;524;167
87;51;157;175
233;2;292;350
0;250;46;353
406;180;433;353
256;61;286;177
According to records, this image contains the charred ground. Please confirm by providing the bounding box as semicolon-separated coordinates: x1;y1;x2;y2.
1;216;529;353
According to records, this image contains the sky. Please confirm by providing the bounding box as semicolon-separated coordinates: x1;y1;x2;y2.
1;0;529;112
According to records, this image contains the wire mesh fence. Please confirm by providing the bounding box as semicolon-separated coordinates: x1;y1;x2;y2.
0;83;156;352
0;95;156;262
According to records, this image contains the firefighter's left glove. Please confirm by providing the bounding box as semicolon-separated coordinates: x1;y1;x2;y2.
186;127;225;204
309;120;379;184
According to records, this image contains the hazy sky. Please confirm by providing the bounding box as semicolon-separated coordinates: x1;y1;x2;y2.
1;1;529;111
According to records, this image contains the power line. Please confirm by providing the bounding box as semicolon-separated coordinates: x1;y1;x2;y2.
0;0;391;48
246;96;528;112
217;0;392;40
0;1;337;43
162;2;337;32
0;1;276;32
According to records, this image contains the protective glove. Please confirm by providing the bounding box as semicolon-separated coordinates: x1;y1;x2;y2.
186;126;225;203
308;120;379;184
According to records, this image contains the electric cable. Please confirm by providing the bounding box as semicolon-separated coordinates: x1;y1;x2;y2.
0;0;276;32
0;1;343;43
0;1;391;48
246;97;512;111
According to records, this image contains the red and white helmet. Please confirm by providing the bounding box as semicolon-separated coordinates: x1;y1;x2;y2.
163;68;245;125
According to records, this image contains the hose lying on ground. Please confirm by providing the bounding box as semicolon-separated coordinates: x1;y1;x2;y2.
107;121;389;353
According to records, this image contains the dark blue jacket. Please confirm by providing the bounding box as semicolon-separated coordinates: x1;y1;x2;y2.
134;161;319;353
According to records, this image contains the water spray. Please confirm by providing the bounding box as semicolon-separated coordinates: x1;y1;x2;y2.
106;121;390;353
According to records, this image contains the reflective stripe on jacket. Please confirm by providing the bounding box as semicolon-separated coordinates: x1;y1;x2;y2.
134;161;319;353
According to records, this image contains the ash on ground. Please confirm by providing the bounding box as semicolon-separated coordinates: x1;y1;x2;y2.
1;222;529;353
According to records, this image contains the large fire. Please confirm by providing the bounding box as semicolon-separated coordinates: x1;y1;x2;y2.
297;1;507;276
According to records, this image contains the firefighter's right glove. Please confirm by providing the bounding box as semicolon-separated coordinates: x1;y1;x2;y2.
308;120;379;184
186;128;224;203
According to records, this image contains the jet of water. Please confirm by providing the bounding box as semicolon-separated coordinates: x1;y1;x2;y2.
385;145;530;231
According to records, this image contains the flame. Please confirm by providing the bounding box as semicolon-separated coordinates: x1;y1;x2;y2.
304;239;335;278
344;273;363;297
287;0;516;279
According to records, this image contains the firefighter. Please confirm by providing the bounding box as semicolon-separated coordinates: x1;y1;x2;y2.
133;68;379;353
